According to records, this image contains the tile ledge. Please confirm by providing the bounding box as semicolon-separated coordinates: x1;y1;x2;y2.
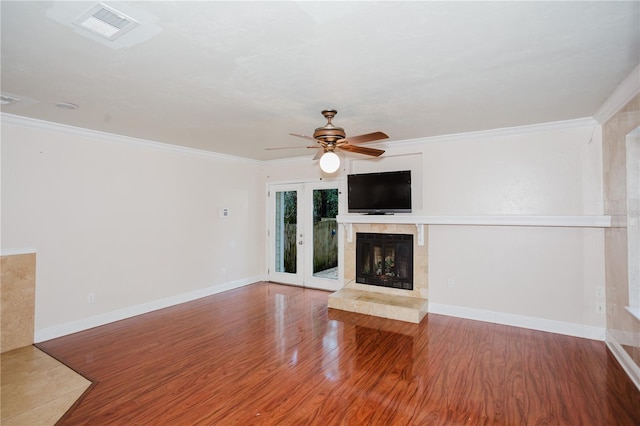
625;306;640;322
1;248;37;256
337;214;612;228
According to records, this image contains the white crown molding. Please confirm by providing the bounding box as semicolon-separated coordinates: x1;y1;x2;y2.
262;117;599;165
1;113;262;165
3;113;601;165
429;302;605;341
594;64;640;124
34;276;260;342
369;117;599;150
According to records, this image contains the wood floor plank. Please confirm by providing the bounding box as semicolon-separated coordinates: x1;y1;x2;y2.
37;282;640;425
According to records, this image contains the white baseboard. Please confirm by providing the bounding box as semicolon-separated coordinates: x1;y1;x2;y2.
34;276;261;343
606;330;640;391
428;302;605;341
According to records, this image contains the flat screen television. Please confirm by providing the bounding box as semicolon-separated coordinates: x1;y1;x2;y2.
348;170;412;214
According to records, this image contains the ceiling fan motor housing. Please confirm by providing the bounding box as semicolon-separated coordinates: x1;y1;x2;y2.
280;109;386;158
313;127;346;142
314;109;346;142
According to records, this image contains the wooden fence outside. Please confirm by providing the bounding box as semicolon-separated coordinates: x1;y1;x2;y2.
283;219;338;273
283;223;297;273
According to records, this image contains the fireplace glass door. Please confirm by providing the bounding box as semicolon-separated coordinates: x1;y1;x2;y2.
356;233;413;290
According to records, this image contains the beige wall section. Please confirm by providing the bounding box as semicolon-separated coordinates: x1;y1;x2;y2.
603;92;640;371
1;253;36;353
429;225;604;325
2;123;264;338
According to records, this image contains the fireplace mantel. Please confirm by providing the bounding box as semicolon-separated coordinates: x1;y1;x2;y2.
337;214;612;227
337;214;613;246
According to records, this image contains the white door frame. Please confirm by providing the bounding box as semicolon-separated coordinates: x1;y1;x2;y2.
267;180;344;291
267;183;304;287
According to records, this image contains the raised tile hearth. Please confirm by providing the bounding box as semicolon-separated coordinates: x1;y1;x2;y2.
328;222;428;323
329;287;428;323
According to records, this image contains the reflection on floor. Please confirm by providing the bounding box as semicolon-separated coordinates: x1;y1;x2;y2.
1;345;91;426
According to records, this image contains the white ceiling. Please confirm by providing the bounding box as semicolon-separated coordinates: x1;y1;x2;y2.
1;1;639;161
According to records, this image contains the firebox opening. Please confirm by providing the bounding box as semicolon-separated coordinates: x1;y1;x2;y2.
356;233;413;290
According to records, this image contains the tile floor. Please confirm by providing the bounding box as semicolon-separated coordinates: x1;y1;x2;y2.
1;345;91;425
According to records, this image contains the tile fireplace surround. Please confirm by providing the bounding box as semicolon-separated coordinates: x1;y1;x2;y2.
328;222;429;323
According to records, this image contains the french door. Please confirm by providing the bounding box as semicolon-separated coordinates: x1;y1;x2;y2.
268;181;343;291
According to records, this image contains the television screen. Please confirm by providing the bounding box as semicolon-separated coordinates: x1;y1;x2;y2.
348;170;412;214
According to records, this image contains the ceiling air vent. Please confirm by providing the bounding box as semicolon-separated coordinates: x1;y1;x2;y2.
74;3;139;41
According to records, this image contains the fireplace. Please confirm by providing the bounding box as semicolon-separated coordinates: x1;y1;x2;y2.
328;221;428;323
356;233;413;290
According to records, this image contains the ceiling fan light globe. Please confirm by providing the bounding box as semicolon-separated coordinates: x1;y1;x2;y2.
319;151;340;173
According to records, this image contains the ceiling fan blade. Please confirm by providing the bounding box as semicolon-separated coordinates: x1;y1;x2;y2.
289;133;317;142
339;144;385;157
341;131;389;145
312;149;324;160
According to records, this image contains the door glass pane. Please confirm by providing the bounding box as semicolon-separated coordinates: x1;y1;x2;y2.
312;188;339;279
275;191;297;273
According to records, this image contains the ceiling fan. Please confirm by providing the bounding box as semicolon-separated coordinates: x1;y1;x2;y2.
267;109;389;173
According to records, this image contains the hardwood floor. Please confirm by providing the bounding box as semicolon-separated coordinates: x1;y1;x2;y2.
38;282;640;425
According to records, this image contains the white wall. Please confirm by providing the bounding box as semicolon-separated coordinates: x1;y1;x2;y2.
263;119;607;338
1;118;264;340
418;123;603;215
423;122;606;335
429;225;605;332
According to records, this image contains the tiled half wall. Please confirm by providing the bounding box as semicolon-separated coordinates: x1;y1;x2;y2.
1;253;36;353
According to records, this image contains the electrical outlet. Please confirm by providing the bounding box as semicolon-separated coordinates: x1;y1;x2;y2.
447;278;455;288
595;303;605;314
595;286;605;299
87;292;96;304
